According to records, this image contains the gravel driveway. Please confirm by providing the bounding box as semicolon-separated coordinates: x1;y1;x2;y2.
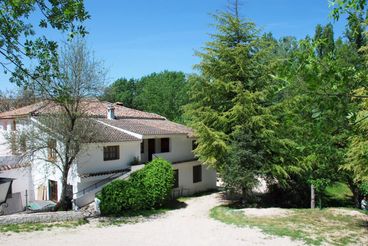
1;193;304;246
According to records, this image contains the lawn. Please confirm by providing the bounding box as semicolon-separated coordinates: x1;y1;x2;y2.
0;219;87;233
210;206;368;246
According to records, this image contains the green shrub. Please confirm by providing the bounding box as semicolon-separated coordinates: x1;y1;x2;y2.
100;158;174;215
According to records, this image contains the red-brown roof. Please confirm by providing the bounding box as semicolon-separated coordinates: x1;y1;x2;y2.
0;100;195;140
0;156;30;171
89;120;140;143
0;100;165;120
98;118;194;137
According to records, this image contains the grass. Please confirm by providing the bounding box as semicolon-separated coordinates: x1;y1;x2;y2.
210;206;368;246
325;182;353;201
0;219;88;233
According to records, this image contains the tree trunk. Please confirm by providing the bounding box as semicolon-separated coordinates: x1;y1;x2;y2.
241;187;247;205
57;165;71;211
311;184;315;209
351;184;360;208
347;179;361;208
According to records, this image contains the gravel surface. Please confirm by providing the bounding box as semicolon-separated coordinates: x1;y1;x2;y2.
0;193;304;246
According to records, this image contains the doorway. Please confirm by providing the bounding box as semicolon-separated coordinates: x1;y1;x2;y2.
148;139;156;161
48;180;58;202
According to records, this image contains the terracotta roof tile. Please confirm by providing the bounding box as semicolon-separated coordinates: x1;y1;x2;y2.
98;118;194;137
89;120;140;143
0;100;165;120
0;156;30;171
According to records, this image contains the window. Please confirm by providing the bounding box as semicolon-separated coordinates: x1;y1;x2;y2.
193;165;202;183
161;138;170;153
103;145;120;161
48;139;57;161
192;140;198;151
173;170;179;188
141;141;144;154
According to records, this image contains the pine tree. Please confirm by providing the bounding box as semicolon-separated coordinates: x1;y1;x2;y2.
185;4;296;200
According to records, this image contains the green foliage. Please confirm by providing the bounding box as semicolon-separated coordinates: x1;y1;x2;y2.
102;71;188;122
136;71;188;122
183;1;368;207
343;88;368;182
359;182;368;195
0;0;89;87
325;182;353;201
99;158;174;215
102;78;137;108
185;8;301;199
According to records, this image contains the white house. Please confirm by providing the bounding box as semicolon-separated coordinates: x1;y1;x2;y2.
0;100;217;211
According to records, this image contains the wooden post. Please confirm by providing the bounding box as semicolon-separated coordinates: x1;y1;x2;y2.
25;189;28;210
311;184;315;209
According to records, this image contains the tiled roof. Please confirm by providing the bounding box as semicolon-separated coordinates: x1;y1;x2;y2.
0;100;195;141
0;156;30;171
0;101;47;119
98;118;194;137
89;120;140;143
79;168;130;178
0;100;165;120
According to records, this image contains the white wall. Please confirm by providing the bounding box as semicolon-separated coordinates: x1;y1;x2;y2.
0;166;34;206
144;134;196;163
0;118;29;156
172;161;217;196
77;141;141;175
0;119;13;156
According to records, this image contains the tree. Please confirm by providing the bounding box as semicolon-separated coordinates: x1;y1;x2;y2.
345;12;366;49
0;0;89;88
314;24;335;57
135;71;188;122
185;3;299;201
12;39;106;210
102;71;189;122
101;78;137;108
343;88;368;182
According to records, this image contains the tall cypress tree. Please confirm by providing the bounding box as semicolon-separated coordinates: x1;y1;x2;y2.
185;5;296;200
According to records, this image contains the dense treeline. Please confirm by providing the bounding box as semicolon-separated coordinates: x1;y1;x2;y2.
102;71;188;122
183;2;368;208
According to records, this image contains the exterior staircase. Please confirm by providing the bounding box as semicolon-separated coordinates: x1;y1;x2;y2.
73;169;131;208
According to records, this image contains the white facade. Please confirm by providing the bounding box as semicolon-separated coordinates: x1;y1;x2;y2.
141;134;196;163
0;111;217;209
172;160;217;196
0;166;34;206
0;119;14;156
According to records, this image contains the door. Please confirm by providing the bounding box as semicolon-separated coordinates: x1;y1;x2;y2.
48;180;58;202
148;139;156;161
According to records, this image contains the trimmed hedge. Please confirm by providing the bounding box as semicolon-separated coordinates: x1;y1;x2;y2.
99;158;174;215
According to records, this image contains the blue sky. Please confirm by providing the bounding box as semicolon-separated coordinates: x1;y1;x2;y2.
0;0;347;90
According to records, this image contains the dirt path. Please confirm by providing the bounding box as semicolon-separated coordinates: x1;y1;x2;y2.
0;193;304;246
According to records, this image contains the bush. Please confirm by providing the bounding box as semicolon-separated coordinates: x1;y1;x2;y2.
99;158;174;215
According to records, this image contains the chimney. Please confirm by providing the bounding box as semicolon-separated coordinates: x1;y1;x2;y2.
107;104;115;120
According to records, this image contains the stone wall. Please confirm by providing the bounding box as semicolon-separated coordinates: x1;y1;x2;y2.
0;211;86;225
